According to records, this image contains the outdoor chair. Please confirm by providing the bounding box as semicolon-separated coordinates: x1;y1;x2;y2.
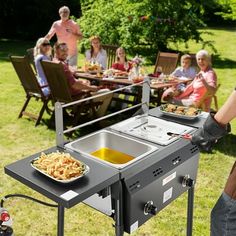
154;52;179;75
188;53;200;72
26;48;37;73
102;44;119;69
10;55;52;126
212;83;220;111
196;83;221;112
41;61;102;126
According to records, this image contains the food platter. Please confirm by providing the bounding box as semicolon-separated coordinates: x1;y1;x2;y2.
31;152;89;183
159;104;202;120
151;78;179;84
86;70;102;74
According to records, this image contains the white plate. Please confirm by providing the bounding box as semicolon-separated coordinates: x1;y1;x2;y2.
31;157;90;184
159;105;201;120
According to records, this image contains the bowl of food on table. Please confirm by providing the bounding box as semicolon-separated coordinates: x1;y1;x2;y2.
84;61;102;74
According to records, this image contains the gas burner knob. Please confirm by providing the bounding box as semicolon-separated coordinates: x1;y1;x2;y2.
144;201;158;216
182;175;195;188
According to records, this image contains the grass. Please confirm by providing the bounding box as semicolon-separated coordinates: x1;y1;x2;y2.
0;27;236;235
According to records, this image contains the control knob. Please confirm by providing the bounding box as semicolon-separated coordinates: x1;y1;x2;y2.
182;175;195;188
144;201;158;216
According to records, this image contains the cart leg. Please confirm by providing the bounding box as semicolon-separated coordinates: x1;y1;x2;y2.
57;205;65;236
113;182;124;236
187;186;194;236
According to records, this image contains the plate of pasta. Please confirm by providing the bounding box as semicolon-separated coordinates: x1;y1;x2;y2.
31;151;89;183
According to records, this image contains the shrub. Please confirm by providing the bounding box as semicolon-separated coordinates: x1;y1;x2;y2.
79;0;207;60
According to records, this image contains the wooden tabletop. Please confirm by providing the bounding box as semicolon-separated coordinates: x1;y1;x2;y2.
74;72;188;90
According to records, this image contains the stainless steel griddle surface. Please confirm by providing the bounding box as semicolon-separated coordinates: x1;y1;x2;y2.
111;115;195;145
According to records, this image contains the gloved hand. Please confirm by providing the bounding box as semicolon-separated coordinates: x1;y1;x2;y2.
191;112;231;152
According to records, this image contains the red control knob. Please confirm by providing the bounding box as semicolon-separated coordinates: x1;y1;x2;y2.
1;211;10;222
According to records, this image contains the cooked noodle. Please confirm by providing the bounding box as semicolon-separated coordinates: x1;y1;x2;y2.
33;152;85;180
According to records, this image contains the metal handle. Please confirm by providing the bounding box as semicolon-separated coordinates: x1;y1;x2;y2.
55;77;151;146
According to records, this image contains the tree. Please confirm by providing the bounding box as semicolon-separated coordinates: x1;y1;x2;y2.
79;0;207;59
217;0;236;20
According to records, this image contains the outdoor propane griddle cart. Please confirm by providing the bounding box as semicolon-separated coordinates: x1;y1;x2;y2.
4;78;207;236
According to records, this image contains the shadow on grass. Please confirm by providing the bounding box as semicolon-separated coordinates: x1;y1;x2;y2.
213;54;236;69
213;133;236;157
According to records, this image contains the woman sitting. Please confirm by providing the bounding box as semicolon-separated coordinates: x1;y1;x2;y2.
112;47;132;72
85;35;107;69
34;38;52;96
162;50;217;112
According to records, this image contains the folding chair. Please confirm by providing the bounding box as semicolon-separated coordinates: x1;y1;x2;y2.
102;44;119;69
26;48;37;73
10;55;52;126
41;61;102;126
154;52;179;75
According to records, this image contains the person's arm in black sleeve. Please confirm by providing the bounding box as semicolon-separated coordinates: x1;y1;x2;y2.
191;89;236;151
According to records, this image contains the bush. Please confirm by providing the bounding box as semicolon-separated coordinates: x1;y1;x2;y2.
79;0;207;60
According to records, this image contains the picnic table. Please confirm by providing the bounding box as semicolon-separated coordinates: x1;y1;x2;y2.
75;72;191;106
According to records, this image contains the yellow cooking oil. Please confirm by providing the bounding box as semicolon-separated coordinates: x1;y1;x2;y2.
90;147;134;164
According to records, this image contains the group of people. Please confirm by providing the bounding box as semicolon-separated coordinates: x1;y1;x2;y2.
34;6;218;114
34;6;113;117
162;50;217;112
33;5;135;117
34;5;219;115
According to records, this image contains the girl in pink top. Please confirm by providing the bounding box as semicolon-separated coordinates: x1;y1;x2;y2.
172;50;217;111
45;6;82;67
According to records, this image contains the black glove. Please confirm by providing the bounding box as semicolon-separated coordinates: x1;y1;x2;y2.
191;112;231;152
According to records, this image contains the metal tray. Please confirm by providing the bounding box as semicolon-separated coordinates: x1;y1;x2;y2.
159;105;201;120
31;155;90;184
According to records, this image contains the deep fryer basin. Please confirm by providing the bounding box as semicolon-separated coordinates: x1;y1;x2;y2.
65;130;158;169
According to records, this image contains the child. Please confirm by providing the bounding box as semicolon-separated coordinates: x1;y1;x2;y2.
171;54;197;80
162;54;197;101
112;47;132;72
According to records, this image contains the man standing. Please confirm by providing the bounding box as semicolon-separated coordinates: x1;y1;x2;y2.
45;6;82;67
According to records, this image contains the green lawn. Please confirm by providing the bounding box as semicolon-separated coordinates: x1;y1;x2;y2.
0;27;236;236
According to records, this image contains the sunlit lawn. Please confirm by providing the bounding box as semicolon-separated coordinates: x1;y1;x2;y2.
0;27;236;235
